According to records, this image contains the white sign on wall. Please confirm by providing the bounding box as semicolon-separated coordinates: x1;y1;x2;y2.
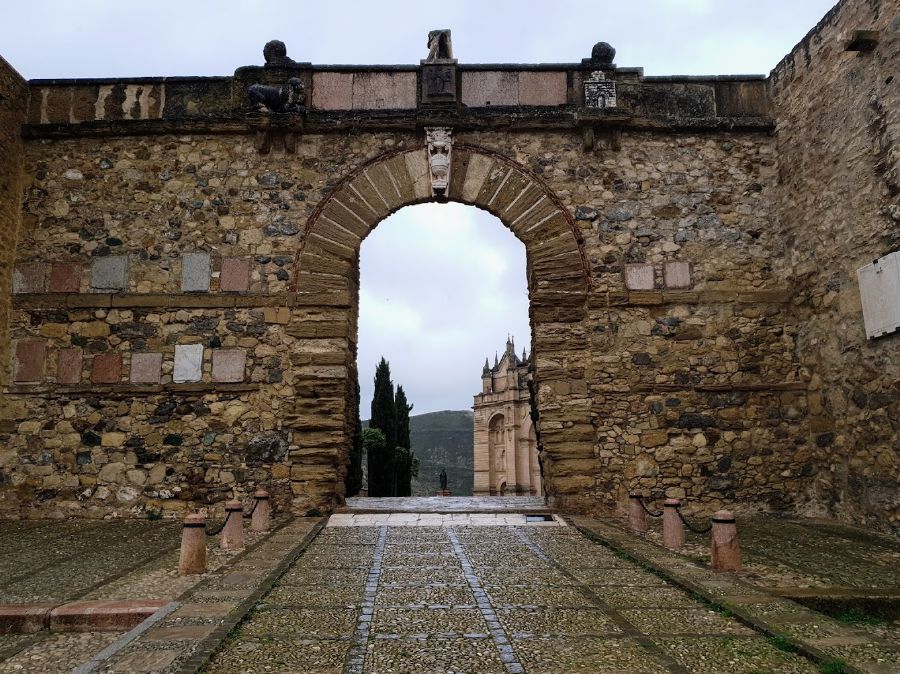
857;251;900;339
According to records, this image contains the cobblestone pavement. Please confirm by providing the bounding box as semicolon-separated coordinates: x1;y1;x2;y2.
636;514;900;646
0;519;180;604
0;516;288;671
343;497;547;513
206;518;823;674
576;517;900;674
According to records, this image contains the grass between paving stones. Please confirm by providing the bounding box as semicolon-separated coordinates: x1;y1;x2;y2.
836;608;888;627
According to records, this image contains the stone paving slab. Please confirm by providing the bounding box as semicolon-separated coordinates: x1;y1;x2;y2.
328;513;564;527
205;519;827;674
573;516;899;674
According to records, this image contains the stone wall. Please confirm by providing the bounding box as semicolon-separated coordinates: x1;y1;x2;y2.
2;123;808;519
5;11;896;524
0;57;28;385
769;0;900;529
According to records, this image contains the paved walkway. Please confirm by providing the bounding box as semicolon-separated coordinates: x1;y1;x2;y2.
206;518;821;674
343;496;548;513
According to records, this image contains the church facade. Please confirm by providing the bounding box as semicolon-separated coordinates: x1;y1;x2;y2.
472;339;542;496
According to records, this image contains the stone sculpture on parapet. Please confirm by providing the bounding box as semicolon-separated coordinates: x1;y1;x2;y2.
426;30;454;62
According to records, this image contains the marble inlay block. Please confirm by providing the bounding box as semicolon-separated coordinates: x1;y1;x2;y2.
12;263;48;294
56;347;83;384
91;353;122;384
90;256;128;291
625;263;655;290
14;340;47;383
220;258;251;292
49;262;82;293
173;344;204;383
181;253;211;292
211;349;246;383
664;261;692;289
130;352;163;384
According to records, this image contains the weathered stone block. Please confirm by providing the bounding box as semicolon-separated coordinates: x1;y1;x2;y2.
664;261;691;289
219;258;250;292
173;344;204;383
211;349;246;383
311;72;353;110
91;353;122;384
49;262;82;293
56;347;83;384
90;256;128;291
461;71;519;107
518;71;567;106
352;72;417;110
625;264;655;290
181;253;211;292
130;352;163;384
14;340;46;383
13;263;48;294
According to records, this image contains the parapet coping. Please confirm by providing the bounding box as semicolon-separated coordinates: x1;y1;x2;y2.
27;68;767;87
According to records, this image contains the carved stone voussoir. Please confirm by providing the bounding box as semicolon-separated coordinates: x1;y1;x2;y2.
425;127;453;198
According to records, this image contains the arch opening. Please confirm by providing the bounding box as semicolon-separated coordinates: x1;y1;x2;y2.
294;145;592;508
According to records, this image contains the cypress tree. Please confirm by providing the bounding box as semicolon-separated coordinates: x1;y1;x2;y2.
394;386;414;496
369;358;396;496
363;428;386;496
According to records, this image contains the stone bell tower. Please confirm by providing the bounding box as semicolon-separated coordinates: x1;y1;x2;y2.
472;337;542;496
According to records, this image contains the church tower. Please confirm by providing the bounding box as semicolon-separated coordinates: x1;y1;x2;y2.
472;337;542;496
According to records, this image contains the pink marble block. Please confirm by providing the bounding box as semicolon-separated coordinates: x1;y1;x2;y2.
664;261;692;289
625;263;655;290
130;352;163;384
56;347;83;385
219;257;251;292
14;340;47;383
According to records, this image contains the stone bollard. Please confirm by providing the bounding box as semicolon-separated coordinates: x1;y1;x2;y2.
220;500;245;551
251;489;272;532
628;494;647;533
178;513;207;575
711;510;742;571
662;498;685;550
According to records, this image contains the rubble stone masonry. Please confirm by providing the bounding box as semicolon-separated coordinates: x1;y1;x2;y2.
770;0;899;527
0;0;895;530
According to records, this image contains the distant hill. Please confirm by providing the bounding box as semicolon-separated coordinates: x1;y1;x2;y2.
410;410;474;496
363;410;474;496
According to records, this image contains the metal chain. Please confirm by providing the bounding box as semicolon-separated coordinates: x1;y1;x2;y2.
675;505;713;534
636;496;663;518
204;509;232;537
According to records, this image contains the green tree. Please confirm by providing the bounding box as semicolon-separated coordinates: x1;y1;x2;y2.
394;386;414;496
369;358;396;496
362;428;387;495
344;380;363;497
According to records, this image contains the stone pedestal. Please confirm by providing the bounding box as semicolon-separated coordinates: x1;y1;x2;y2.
435;490;452;496
178;513;207;575
628;495;647;533
251;490;271;532
711;510;741;571
662;499;684;550
220;500;245;551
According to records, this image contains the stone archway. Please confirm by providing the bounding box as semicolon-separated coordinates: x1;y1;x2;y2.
291;142;593;509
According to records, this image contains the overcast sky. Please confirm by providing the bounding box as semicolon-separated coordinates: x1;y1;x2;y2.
1;1;836;414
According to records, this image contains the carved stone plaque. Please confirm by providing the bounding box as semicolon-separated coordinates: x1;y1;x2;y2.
584;71;617;109
422;64;457;104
